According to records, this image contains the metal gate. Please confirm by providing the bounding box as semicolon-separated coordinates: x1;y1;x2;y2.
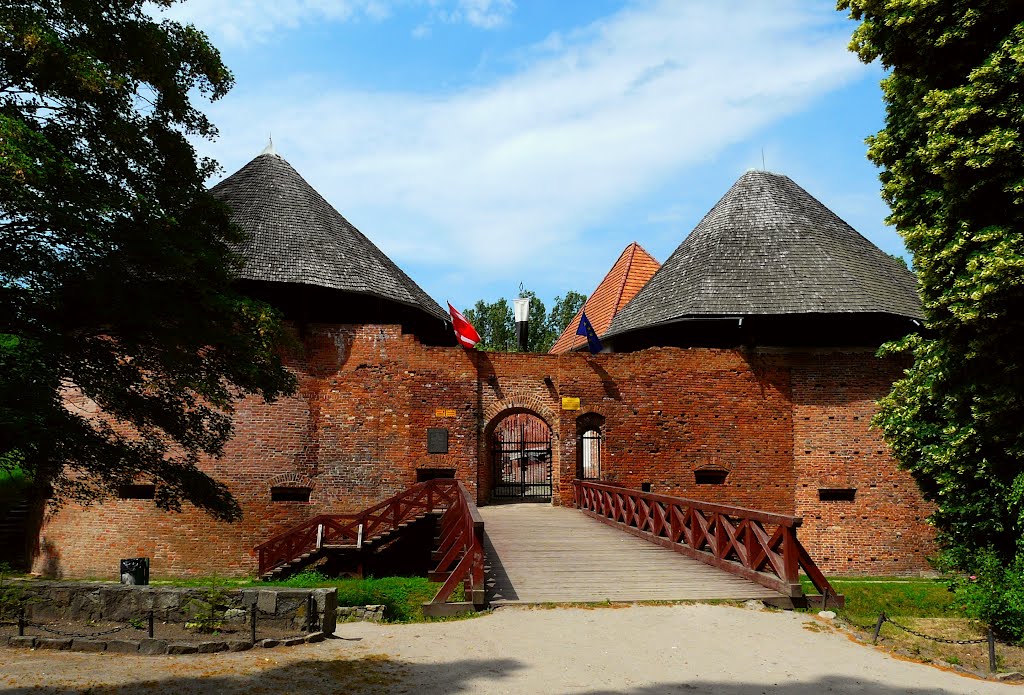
492;414;552;499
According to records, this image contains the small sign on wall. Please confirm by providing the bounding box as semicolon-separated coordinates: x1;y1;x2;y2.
427;428;449;453
561;397;581;411
434;408;457;418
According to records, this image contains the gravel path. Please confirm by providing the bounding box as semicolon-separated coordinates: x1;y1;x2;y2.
0;604;1017;694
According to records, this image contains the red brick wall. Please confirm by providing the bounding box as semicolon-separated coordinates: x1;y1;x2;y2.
34;324;934;579
789;350;936;575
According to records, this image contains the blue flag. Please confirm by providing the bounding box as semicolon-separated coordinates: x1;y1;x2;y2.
576;311;603;354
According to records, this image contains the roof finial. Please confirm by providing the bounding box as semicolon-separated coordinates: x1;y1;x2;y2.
261;135;277;157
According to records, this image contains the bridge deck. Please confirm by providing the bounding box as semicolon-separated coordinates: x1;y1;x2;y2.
481;503;781;604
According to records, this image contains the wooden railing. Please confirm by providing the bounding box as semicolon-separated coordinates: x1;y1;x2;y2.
426;481;486;611
255;479;461;577
572;480;838;602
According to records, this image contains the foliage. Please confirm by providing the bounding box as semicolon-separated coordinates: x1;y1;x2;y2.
840;3;1024;574
944;550;1024;643
462;289;586;352
276;572;448;622
184;575;229;633
0;561;25;620
0;1;296;520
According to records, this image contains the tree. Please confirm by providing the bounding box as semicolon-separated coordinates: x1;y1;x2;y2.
0;1;296;521
462;289;586;353
841;1;1024;634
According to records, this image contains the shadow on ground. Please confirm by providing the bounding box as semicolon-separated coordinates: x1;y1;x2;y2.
0;654;991;695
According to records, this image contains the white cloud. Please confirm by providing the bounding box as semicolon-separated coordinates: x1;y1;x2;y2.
198;0;868;296
155;0;514;45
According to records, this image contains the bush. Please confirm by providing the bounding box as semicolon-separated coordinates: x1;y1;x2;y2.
946;550;1024;643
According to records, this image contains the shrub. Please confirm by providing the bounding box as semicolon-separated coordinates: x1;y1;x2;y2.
945;550;1024;644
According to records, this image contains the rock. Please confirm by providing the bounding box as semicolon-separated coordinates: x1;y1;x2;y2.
257;638;280;648
818;611;837;620
139;639;169;655
197;641;228;653
8;636;36;649
742;600;764;611
305;632;325;644
166;643;198;655
282;637;305;647
998;672;1024;682
257;590;277;615
106;639;141;653
71;639;107;652
227;640;253;652
224;608;246;623
36;637;72;650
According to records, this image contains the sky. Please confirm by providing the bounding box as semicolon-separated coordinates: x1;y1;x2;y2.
155;0;899;314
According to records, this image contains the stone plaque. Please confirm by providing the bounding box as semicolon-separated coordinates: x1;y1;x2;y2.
427;428;449;453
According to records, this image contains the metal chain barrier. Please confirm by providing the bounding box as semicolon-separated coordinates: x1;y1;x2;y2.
881;615;988;645
30;622;134;638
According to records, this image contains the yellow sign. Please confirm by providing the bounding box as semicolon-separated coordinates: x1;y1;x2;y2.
434;408;457;418
561;397;581;411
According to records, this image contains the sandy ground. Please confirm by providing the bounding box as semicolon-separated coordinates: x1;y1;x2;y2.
0;604;1018;694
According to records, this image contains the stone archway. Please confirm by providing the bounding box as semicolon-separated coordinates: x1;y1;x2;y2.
481;392;558;503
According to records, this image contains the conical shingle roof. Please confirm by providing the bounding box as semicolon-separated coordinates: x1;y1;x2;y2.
211;151;447;323
549;243;660;354
606;171;922;339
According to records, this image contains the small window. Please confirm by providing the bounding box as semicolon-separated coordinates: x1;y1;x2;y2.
641;482;652;493
818;488;856;502
271;487;311;503
694;469;728;485
417;468;456;482
118;484;155;500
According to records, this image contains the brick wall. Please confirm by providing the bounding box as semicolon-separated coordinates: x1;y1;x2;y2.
33;323;934;579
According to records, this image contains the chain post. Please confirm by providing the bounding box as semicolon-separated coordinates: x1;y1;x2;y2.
250;604;257;644
18;606;25;637
988;628;997;674
148;610;154;638
872;612;885;644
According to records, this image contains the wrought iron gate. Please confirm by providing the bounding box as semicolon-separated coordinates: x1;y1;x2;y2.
492;415;552;499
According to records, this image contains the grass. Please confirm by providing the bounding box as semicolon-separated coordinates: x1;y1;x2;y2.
150;571;459;623
803;576;1023;674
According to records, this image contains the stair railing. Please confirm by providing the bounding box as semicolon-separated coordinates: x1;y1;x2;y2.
255;479;460;577
426;481;485;610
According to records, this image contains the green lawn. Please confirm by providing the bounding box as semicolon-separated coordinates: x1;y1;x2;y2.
804;575;959;626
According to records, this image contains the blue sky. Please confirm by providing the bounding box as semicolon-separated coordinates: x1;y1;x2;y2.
157;0;898;314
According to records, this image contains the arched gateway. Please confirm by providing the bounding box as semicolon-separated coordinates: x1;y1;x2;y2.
490;412;552;500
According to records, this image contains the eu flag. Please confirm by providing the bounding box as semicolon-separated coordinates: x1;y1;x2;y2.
576;311;603;354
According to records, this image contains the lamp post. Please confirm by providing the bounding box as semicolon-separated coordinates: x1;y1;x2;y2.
513;289;530;353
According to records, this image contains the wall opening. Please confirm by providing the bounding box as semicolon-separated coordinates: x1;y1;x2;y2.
490;412;552;500
576;413;606;480
271;487;312;503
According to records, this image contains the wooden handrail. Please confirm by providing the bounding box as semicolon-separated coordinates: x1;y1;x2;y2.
254;479;460;576
427;481;485;609
572;480;838;602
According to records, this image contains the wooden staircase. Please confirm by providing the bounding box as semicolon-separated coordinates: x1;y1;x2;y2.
254;479;462;580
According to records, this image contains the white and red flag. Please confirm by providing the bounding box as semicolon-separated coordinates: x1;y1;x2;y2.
448;302;481;348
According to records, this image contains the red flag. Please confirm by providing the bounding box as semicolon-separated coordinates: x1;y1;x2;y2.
448;302;481;348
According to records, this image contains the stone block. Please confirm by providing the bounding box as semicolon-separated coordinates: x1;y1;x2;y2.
224;608;246;623
106;639;140;654
8;636;36;648
257;590;277;615
139;639;169;655
304;632;325;644
317;589;337;635
167;643;198;655
282;637;305;647
257;638;279;648
36;637;72;650
227;640;253;652
71;639;107;652
197;641;228;653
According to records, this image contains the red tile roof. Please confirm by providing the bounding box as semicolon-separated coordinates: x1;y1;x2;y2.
549;242;660;354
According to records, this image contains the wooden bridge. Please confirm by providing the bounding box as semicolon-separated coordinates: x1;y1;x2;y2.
255;479;839;615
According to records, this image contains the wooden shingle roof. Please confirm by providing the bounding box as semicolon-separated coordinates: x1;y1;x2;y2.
549;242;660;354
605;171;922;339
211;151;447;323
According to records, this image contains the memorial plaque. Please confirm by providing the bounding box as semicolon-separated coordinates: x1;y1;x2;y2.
427;428;449;453
561;397;581;411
